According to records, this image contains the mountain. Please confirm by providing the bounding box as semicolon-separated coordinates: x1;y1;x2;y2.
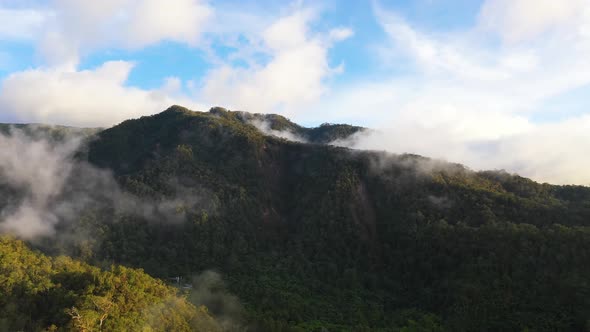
2;105;590;331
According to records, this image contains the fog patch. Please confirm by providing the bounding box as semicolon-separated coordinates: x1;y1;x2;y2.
0;127;211;242
188;270;245;331
0;129;80;238
249;118;307;143
427;195;453;209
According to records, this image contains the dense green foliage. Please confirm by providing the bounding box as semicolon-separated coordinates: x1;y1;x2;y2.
0;236;221;331
2;105;590;331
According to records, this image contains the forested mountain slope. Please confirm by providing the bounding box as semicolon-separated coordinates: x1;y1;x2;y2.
2;105;590;331
0;236;221;331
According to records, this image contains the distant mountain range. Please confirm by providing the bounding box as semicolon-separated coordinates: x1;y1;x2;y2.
1;105;590;331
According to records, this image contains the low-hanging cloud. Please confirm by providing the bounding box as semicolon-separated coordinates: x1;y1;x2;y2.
188;270;245;331
0;129;79;238
248;118;307;143
332;113;590;185
0;127;212;241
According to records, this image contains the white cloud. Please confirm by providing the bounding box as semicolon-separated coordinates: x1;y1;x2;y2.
0;7;47;41
124;0;212;48
249;118;307;143
0;61;202;127
0;129;78;239
337;112;590;185
329;28;354;42
479;0;588;43
198;8;351;114
491;115;590;185
38;0;213;65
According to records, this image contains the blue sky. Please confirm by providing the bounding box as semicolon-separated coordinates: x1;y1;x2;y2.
0;0;589;185
0;0;487;101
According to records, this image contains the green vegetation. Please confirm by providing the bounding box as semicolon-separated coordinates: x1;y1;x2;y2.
2;105;590;331
0;236;221;331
